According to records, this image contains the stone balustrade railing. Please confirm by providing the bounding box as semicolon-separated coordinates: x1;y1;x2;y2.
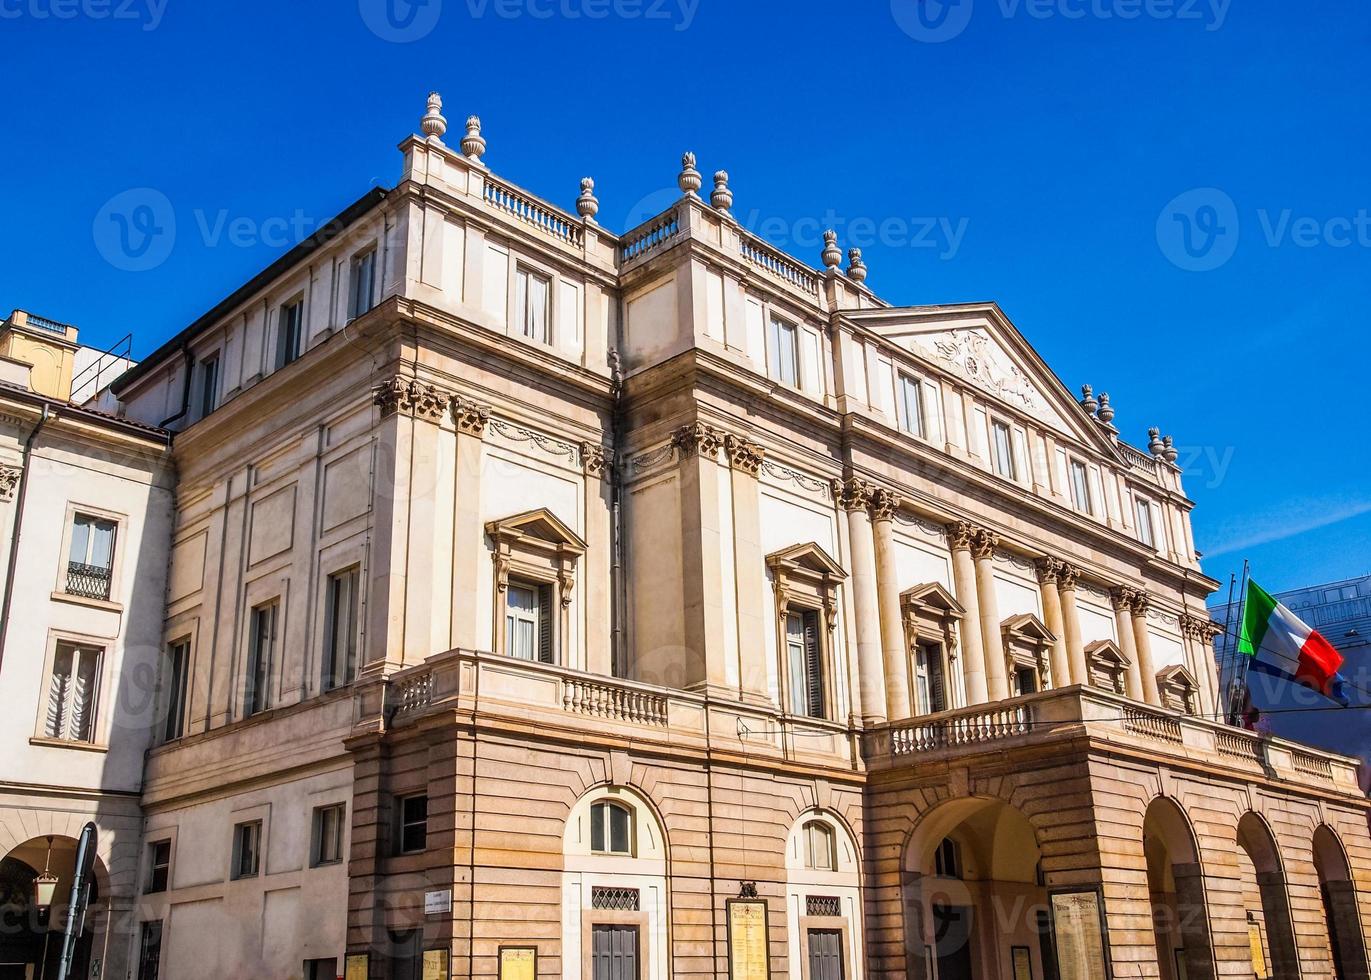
620;210;682;264
890;703;1034;755
1122;705;1184;744
483;174;585;249
563;677;668;726
738;232;821;296
1119;442;1162;474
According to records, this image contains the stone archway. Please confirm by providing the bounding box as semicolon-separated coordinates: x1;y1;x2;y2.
0;835;109;980
1235;812;1299;978
901;797;1049;980
1144;797;1214;980
1314;824;1370;980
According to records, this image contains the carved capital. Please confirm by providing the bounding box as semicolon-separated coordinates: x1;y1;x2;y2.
581;442;611;479
866;487;901;523
1110;585;1143;613
1034;556;1063;586
451;397;491;437
0;464;19;502
946;520;977;552
1179;612;1222;641
1129;590;1151;616
723;433;765;476
969;529;999;561
373;376;451;421
672;422;723;459
833;477;873;513
1057;563;1081;590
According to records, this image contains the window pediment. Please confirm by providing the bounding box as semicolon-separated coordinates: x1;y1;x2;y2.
1157;664;1199;713
1085;638;1130;696
484;508;587;555
765;542;847;583
1001;613;1056;648
900;582;966;620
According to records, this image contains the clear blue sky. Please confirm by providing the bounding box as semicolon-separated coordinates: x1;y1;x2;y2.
2;0;1367;597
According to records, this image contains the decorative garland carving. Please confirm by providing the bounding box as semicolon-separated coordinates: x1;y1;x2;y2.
631;443;677;474
760;459;832;496
489;418;578;463
373;376;451;421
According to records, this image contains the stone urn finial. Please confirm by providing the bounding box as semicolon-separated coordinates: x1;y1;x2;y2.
711;171;733;216
821;230;842;269
461;115;486;163
1162;435;1179;464
1096;392;1114;424
1148;427;1165;456
846;248;868;283
1080;384;1097;415
421;92;447;142
678;152;702;197
577;178;599;222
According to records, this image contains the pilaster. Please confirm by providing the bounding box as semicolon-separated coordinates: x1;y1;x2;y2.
947;521;989;706
724;433;769;704
970;527;1008;702
1111;586;1145;702
1035;557;1073;690
837;478;885;723
1057;563;1089;686
870;488;911;720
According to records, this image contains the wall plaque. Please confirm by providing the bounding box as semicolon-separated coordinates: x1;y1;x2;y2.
422;948;450;980
1012;945;1034;980
727;898;770;980
424;889;453;916
1247;922;1269;978
499;946;537;980
1049;890;1110;980
344;953;369;980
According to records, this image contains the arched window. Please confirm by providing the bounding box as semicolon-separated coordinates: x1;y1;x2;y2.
934;838;962;879
590;800;633;856
803;821;836;871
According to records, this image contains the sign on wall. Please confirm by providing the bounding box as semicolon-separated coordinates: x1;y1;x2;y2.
499;946;537;980
343;953;369;980
1049;890;1111;980
726;899;770;980
422;948;450;980
424;889;453;916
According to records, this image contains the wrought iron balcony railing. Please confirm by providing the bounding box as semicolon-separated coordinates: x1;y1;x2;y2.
65;562;112;600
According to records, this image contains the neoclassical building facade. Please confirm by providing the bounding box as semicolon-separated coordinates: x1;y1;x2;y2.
17;94;1368;979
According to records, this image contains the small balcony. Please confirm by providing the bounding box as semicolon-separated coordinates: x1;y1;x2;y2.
864;685;1363;796
64;561;113;601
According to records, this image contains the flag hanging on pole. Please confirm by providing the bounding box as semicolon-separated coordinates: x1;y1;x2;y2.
1239;579;1350;706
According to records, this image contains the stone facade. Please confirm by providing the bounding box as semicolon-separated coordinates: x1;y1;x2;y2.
3;94;1368;980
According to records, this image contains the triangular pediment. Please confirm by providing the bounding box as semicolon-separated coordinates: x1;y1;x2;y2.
846;303;1125;458
485;508;587;552
1157;664;1197;688
1001;613;1056;644
1085;638;1130;668
900;581;965;618
766;542;847;580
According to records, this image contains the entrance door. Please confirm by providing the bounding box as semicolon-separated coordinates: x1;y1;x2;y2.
592;924;639;980
932;904;975;980
807;929;844;980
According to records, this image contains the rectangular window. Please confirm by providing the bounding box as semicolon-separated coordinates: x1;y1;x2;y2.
245;601;278;716
67;513;116;600
505;581;554;664
348;249;377;320
161;639;190;742
1069;459;1093;514
913;643;947;715
276;298;304;370
231;820;261;879
991;420;1017;480
397;794;428;854
899;373;925;438
137;920;163;980
768;316;799;386
785;610;825;719
198;354;219;418
322;566;360;691
1135;497;1156;548
515;267;551;344
144;839;171;894
311;804;345;867
1015;665;1039;696
305;960;338;980
44;643;102;742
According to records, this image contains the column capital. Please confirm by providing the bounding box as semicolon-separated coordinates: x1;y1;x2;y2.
451;396;491;436
723;433;765;476
581;441;612;479
867;487;902;523
672;421;724;459
373;375;451;421
1034;556;1063;585
945;520;978;552
832;476;874;512
1057;563;1082;590
1179;612;1221;641
1110;585;1147;613
969;528;999;561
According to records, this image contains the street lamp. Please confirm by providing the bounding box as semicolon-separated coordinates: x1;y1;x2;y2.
33;836;58;910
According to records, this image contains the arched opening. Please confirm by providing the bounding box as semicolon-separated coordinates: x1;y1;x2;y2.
1144;798;1214;980
0;836;108;980
1235;813;1299;978
1314;825;1369;980
902;798;1048;980
562;786;668;980
785;811;862;980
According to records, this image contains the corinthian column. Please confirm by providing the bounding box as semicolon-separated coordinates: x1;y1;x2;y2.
837;478;886;724
1035;558;1073;690
1057;564;1089;685
970;528;1009;702
1130;591;1161;706
947;522;989;706
1111;587;1145;702
871;489;912;720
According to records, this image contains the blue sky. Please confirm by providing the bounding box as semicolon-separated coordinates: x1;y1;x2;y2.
2;0;1368;597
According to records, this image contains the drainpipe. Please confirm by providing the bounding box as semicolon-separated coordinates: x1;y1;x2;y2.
0;403;53;678
609;301;627;677
158;347;195;428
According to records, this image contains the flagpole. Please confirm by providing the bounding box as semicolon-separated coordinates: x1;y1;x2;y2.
1226;559;1252;725
1216;571;1238;723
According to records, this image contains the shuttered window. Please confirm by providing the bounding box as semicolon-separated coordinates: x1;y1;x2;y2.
507;581;555;664
44;643;102;742
322;566;361;690
786;610;825;719
245;601;277;716
913;643;947;715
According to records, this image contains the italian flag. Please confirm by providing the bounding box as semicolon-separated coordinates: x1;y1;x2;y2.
1239;580;1349;705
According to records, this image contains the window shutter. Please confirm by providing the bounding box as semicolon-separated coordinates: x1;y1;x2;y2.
803;612;824;718
537;583;554;664
928;647;946;713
